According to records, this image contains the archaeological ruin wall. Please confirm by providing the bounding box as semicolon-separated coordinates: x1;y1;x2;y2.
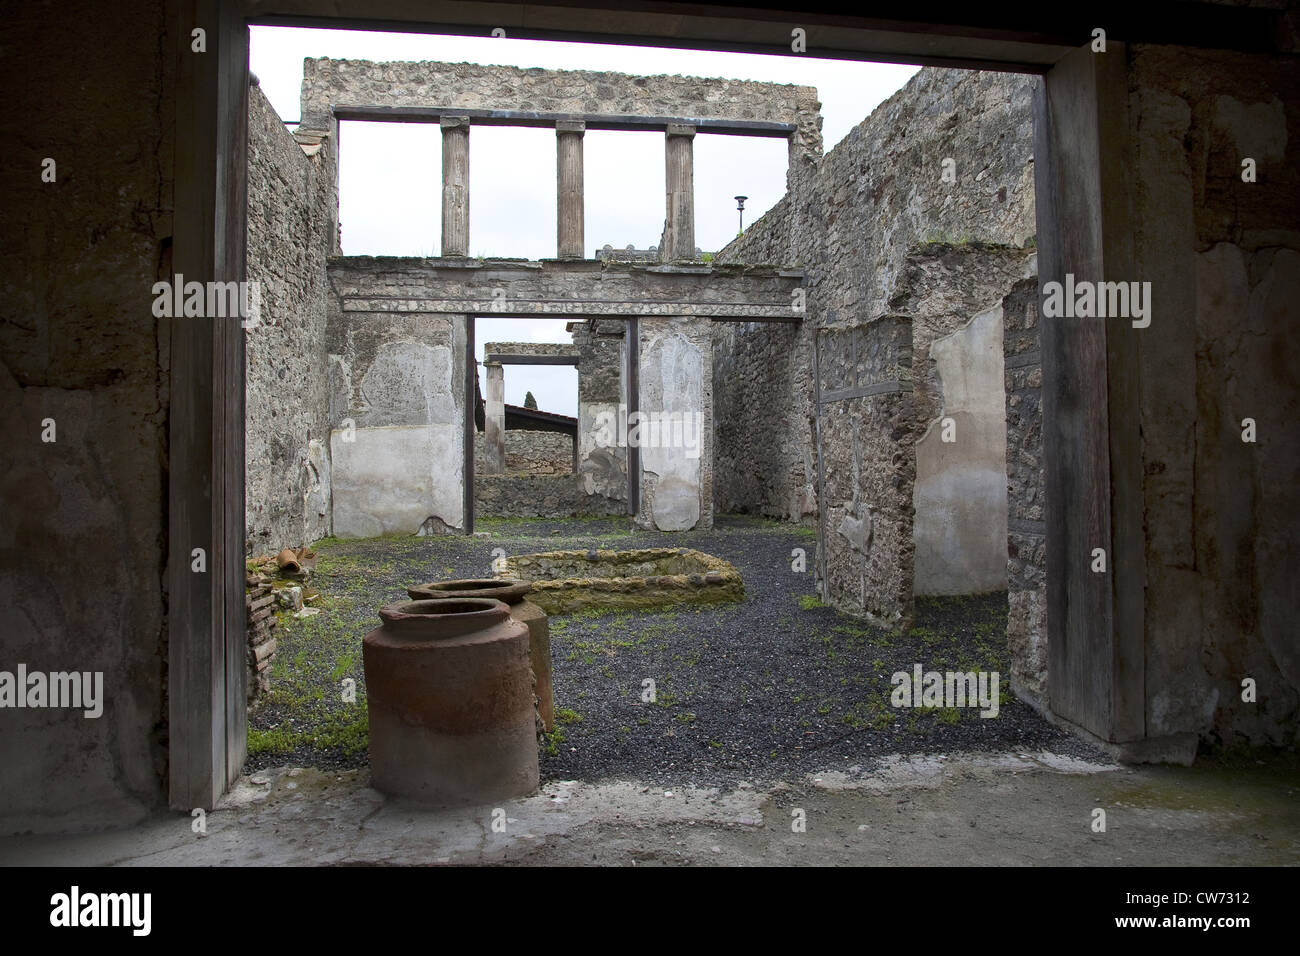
245;82;337;555
325;259;468;537
636;317;715;531
1119;44;1299;749
321;254;799;533
711;195;816;523
1003;276;1046;709
893;242;1037;597
572;319;628;509
297;57;823;210
472;335;625;520
715;67;1038;626
289;59;811;536
474;429;574;476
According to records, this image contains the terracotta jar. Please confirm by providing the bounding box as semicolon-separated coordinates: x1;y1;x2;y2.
362;598;538;806
407;578;554;732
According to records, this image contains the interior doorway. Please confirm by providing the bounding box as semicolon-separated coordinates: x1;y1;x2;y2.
172;4;1123;811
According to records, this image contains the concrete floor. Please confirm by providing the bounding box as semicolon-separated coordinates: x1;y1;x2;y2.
2;751;1296;866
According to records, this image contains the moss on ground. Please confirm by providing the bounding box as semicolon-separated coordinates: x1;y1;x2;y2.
246;521;1073;781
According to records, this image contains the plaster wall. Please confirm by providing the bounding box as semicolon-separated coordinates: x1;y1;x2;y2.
0;0;174;833
636;319;713;531
326;304;467;536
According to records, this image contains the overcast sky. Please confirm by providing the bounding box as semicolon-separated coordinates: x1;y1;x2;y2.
249;26;918;416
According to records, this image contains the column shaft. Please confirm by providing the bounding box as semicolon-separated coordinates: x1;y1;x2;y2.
483;362;506;475
556;120;585;259
441;116;470;257
664;124;696;261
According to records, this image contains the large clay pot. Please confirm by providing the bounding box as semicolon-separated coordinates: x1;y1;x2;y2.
362;598;538;806
407;578;554;732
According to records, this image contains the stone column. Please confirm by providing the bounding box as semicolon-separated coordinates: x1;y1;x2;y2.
664;124;696;261
556;120;585;259
440;116;470;257
483;361;506;475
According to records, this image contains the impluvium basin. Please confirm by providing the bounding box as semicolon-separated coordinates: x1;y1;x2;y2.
495;547;743;615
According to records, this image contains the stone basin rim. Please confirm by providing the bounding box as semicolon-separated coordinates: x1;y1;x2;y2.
407;578;533;603
494;548;743;611
496;547;741;582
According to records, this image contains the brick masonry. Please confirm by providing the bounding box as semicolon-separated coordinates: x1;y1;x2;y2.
245;578;278;706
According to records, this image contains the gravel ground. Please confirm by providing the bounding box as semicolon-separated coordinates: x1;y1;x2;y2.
246;515;1107;784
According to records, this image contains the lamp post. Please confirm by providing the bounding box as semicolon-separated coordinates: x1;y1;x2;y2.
735;195;748;236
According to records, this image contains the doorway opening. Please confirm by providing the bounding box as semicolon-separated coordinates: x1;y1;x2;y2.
180;12;1104;808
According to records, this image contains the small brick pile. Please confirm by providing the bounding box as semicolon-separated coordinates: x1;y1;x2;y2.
246;575;278;705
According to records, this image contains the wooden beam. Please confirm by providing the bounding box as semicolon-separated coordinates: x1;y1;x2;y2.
245;1;1288;72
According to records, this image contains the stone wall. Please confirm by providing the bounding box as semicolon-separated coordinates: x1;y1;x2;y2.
712;319;813;520
1125;44;1300;748
474;429;574;475
475;474;623;518
0;0;173;833
711;196;812;522
300;58;822;176
574;319;628;504
1002;277;1046;707
714;67;1037;620
245;83;336;555
891;243;1036;596
325;262;468;536
816;319;916;624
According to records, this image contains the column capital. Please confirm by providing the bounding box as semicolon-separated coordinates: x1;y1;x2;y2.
439;115;471;130
665;123;696;137
556;119;586;134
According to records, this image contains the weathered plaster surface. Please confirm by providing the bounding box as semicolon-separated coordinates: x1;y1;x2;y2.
1128;45;1300;747
0;0;173;833
325;302;466;536
637;319;713;532
914;301;1008;595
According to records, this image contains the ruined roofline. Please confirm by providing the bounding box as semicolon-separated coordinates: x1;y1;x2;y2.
502;403;576;427
303;55;816;96
299;56;821;139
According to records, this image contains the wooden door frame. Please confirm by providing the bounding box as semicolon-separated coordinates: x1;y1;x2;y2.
168;0;251;810
175;0;1266;807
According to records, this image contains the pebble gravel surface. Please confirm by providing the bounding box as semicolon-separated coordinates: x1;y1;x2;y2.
246;516;1106;785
